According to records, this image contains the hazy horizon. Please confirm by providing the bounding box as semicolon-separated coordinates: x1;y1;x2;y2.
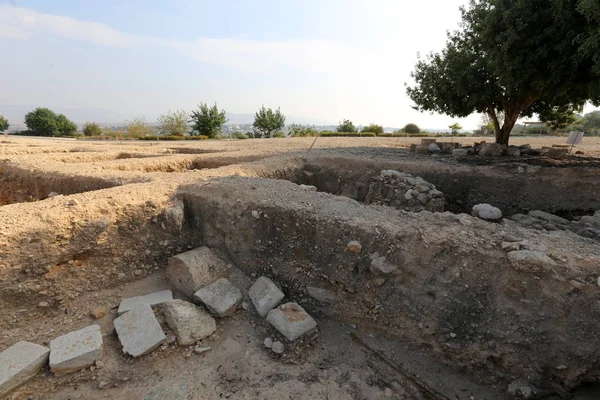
0;1;596;130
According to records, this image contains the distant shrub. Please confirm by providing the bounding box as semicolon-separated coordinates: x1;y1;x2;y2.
320;132;376;137
404;123;421;134
187;135;209;140
362;123;384;135
336;119;357;133
82;122;103;136
406;133;430;137
231;131;249;139
138;135;209;141
274;131;286;138
288;124;319;137
377;133;405;137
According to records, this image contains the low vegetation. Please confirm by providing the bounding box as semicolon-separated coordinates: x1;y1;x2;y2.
82;122;103;136
0;115;9;132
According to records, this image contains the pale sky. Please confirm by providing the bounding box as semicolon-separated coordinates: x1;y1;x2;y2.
0;0;591;129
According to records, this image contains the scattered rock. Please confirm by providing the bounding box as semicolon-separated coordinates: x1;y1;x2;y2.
0;341;49;399
365;171;444;212
414;144;429;155
505;147;521;157
529;210;569;225
266;302;318;342
251;210;260;219
117;290;173;316
133;269;143;276
98;381;108;390
161;300;217;346
345;240;362;254
503;233;524;242
452;148;468;157
472;203;502;220
38;301;49;308
299;184;317;192
193;278;243;317
166;247;227;297
501;241;520;252
271;341;284;354
47;192;60;198
427;143;441;153
193;346;211;355
49;325;103;376
263;337;273;349
89;306;108;320
67;199;79;206
114;305;166;357
249;277;285;317
507;379;535;399
306;286;336;304
374;278;386;287
162;200;184;231
370;256;399;276
381;170;407;179
479;143;502;157
420;139;437;146
507;250;556;270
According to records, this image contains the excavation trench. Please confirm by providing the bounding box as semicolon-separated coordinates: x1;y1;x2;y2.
2;156;600;397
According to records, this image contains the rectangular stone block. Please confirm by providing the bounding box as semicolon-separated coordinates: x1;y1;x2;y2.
49;325;103;376
249;276;285;317
0;341;49;399
193;278;243;317
167;247;228;297
118;289;173;315
114;304;166;357
162;300;216;345
266;303;317;341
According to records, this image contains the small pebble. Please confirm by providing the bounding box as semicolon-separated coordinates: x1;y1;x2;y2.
263;337;273;349
194;346;211;355
272;341;284;354
98;381;108;389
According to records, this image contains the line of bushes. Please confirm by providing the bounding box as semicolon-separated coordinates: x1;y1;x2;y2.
138;135;210;141
319;131;377;137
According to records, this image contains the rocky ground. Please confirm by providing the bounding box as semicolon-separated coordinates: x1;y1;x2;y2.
1;135;600;400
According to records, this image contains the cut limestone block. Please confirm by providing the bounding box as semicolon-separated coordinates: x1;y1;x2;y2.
266;303;318;341
114;305;166;357
193;278;243;317
117;290;173;315
167;247;228;297
49;325;103;376
0;341;49;399
162;300;216;345
249;277;285;317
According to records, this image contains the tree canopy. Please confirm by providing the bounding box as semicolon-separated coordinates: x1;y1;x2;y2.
253;106;285;138
404;123;420;134
336;119;357;133
362;123;384;135
24;108;77;136
406;0;600;144
125;118;153;137
190;103;227;139
157;110;189;136
0;115;8;132
82;122;103;136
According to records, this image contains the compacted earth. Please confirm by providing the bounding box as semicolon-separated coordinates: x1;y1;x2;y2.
1;135;600;400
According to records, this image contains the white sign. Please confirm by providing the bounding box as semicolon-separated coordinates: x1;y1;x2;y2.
566;131;584;145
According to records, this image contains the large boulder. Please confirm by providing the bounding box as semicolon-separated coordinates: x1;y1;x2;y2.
472;203;502;220
162;300;216;345
479;143;503;156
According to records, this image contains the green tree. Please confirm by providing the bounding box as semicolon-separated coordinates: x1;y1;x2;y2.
82;122;103;136
24;108;59;136
253;106;286;138
362;123;384;135
0;115;9;132
289;124;318;137
449;123;462;136
538;106;579;131
581;110;600;135
403;123;420;134
406;0;600;145
336;119;357;133
125;118;153;137
56;114;77;136
190;103;227;139
157;110;189;136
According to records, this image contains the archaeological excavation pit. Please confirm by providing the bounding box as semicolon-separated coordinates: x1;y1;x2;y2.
1;138;600;400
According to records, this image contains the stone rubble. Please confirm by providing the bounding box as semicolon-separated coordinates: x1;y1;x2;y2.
114;304;166;357
306;286;336;304
472;203;502;220
0;341;49;399
249;277;285;317
49;325;103;376
345;240;362;254
166;247;227;297
266;302;318;342
511;209;600;240
162;300;217;346
193;278;243;317
118;290;173;315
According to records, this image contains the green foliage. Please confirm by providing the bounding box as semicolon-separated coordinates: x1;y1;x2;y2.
361;123;384;135
157;110;189;136
579;110;600;135
378;133;406;137
82;122;103;136
406;0;600;144
125;118;153;137
289;124;319;137
320;132;376;137
449;123;462;136
24;108;77;136
231;131;250;139
403;123;420;134
336;119;357;133
253;106;286;138
273;132;286;138
538;106;580;130
138;135;209;141
0;115;9;132
189;103;227;139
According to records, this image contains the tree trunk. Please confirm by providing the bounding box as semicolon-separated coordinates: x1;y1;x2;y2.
494;112;519;145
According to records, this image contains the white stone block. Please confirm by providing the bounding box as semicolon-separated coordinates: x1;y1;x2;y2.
249;277;285;317
266;303;317;341
117;290;173;315
49;325;103;376
194;278;243;317
0;341;49;398
114;305;166;357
